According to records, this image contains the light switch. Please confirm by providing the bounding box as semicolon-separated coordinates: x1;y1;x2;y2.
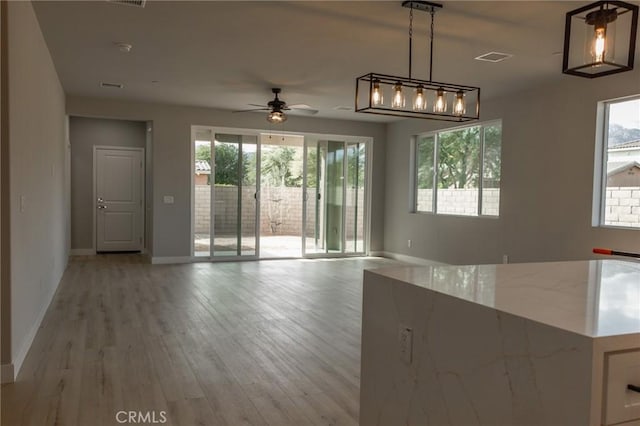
163;195;174;204
20;195;26;213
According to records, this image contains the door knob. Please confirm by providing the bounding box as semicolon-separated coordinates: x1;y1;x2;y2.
97;205;107;209
97;197;104;203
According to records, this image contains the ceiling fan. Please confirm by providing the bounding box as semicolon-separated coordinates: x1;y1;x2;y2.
235;88;318;123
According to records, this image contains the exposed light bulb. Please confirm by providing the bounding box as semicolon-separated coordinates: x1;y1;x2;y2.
433;88;447;113
267;111;287;123
392;83;405;108
453;91;465;117
593;26;606;63
413;85;426;111
371;79;384;106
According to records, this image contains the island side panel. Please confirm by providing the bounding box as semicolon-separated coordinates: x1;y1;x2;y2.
360;270;595;426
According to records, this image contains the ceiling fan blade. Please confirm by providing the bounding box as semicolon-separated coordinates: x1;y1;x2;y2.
288;104;319;115
232;108;269;113
248;103;268;108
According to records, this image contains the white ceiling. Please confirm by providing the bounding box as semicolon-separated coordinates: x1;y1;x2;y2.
32;1;615;122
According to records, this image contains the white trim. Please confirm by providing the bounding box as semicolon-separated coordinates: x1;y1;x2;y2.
150;256;194;265
375;251;448;266
70;248;96;256
11;279;59;381
1;363;15;384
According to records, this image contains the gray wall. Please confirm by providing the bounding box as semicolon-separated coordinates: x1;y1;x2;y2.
69;116;146;250
4;0;67;380
384;67;640;265
66;96;387;258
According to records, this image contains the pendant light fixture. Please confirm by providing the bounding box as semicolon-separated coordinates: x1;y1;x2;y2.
562;0;638;78
355;1;480;122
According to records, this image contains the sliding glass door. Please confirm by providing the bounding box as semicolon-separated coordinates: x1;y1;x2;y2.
212;134;257;258
303;138;367;256
193;129;258;259
194;127;369;260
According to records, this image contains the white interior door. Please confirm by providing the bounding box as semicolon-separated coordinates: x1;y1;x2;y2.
95;147;143;252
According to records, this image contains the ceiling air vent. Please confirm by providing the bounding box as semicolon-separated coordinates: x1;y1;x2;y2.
107;0;146;8
474;52;513;63
100;82;124;89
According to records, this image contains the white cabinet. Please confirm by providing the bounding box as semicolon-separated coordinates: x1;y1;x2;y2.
605;350;640;425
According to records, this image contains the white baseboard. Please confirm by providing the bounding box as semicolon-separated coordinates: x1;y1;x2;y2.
151;256;193;265
1;363;14;384
70;248;95;256
11;280;58;382
375;251;447;266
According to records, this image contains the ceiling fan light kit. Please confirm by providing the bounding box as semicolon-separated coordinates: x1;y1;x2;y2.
235;88;318;122
562;0;638;78
267;110;287;123
355;1;481;122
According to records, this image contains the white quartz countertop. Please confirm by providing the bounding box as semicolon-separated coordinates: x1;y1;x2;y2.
368;259;640;339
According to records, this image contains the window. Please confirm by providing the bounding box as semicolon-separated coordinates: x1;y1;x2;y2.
596;96;640;229
413;121;502;216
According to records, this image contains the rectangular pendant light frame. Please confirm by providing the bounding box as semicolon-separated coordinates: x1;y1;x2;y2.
355;73;480;122
562;0;639;78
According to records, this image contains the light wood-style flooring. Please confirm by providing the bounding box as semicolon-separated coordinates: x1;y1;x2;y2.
1;255;400;426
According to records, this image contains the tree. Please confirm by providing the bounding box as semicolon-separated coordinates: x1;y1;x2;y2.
195;144;210;161
306;148;318;188
211;143;249;186
261;147;300;187
437;127;481;189
347;143;366;189
482;125;502;187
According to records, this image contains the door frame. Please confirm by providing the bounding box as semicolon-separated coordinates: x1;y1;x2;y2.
190;125;373;261
190;126;261;261
302;136;372;259
92;145;145;253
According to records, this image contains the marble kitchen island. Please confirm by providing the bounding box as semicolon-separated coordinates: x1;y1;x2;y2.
360;260;640;426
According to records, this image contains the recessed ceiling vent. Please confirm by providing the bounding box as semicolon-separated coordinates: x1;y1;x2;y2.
107;0;146;8
474;52;513;63
100;82;124;89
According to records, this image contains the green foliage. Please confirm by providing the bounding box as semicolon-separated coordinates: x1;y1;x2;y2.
195;144;210;161
438;127;481;189
306;148;317;188
346;143;366;189
213;143;249;186
416;136;434;189
482;125;502;187
417;124;501;190
262;147;300;187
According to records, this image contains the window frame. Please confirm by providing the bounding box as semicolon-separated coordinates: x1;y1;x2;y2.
411;119;502;218
594;94;640;230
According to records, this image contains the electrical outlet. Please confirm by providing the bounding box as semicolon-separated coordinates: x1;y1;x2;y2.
407;239;412;248
503;254;509;264
163;195;174;204
399;327;412;364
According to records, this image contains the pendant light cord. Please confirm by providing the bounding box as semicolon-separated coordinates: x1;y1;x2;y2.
408;4;413;79
429;7;435;82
